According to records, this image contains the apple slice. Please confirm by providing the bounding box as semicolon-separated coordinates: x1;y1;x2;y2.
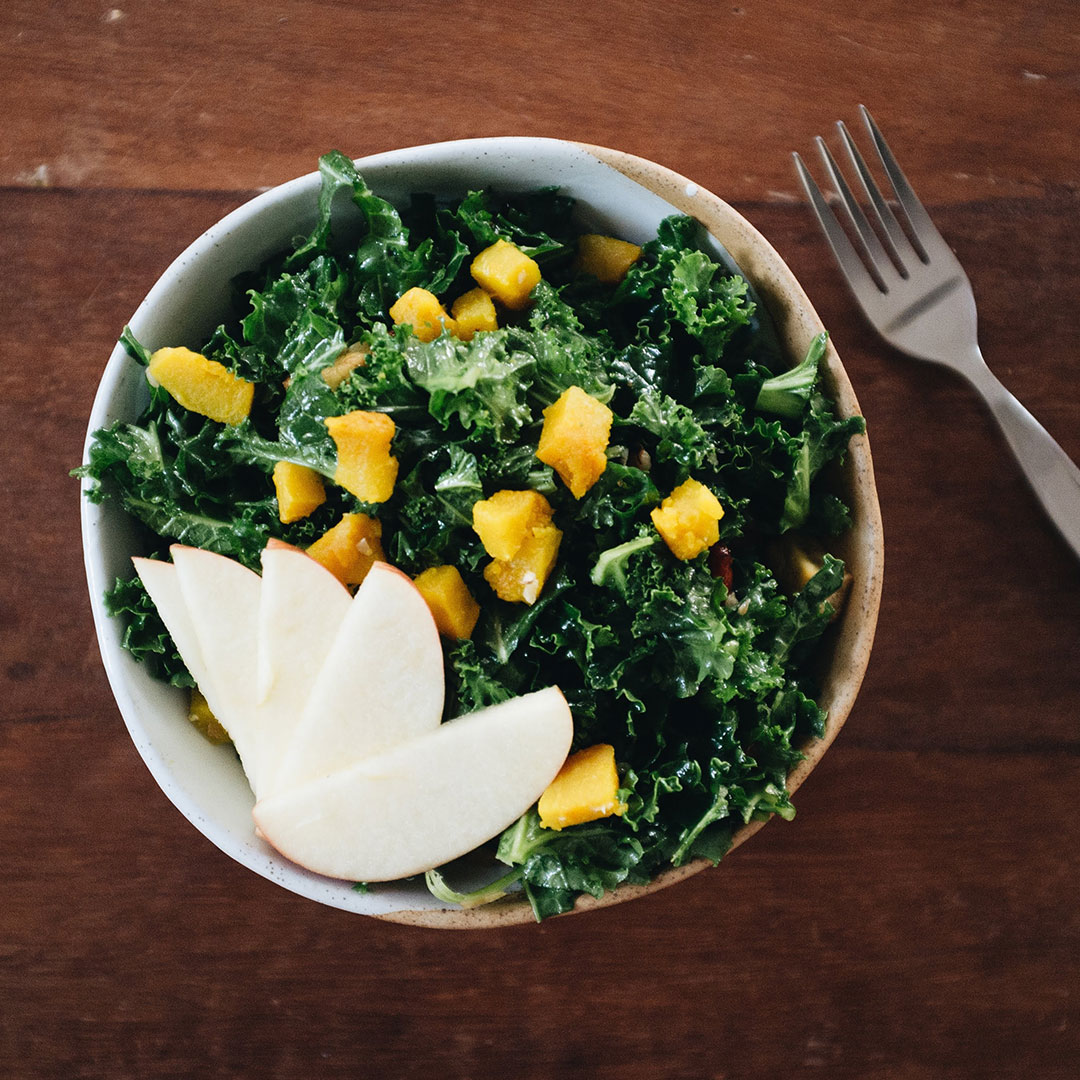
132;555;217;703
272;560;445;792
170;545;263;794
132;555;258;785
255;541;352;795
253;687;573;882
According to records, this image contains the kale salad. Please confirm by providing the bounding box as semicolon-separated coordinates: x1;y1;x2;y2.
78;150;865;919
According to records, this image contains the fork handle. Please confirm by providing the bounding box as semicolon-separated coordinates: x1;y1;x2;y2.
966;359;1080;560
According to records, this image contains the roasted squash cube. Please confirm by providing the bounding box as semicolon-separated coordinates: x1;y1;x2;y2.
272;461;327;523
389;287;455;343
414;565;481;640
305;512;385;586
650;477;725;560
188;687;231;745
538;743;626;830
148;346;254;425
321;342;370;390
536;385;614;498
324;410;398;503
576;234;642;284
472;489;553;561
450;287;499;341
785;537;825;590
483;521;562;605
470;239;541;309
771;535;853;622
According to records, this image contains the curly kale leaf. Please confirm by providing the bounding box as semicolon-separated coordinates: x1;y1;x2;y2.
241;255;348;380
664;249;753;359
403;331;534;441
624;388;716;481
443;187;578;262
755;332;827;419
494;810;661;921
78;401;281;570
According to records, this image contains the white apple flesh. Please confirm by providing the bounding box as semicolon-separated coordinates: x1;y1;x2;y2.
132;554;258;785
271;560;445;792
254;541;352;795
131;556;215;700
253;687;573;882
169;544;263;793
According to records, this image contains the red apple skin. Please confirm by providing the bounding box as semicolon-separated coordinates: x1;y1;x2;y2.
264;536;300;552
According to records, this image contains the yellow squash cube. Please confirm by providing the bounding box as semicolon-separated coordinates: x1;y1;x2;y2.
148;346;254;425
324;410;399;503
650;477;725;560
450;287;499;342
389;287;456;343
784;537;826;591
536;385;614;499
482;521;563;605
472;489;554;561
413;565;481;640
305;512;385;586
538;743;626;830
321;342;370;390
272;461;327;523
470;239;541;310
187;688;231;745
576;234;643;284
771;535;853;621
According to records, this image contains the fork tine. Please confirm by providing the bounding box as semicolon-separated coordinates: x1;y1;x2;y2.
859;105;948;263
813;136;892;291
792;151;884;300
835;119;912;276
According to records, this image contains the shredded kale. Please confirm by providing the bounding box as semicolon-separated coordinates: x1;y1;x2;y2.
76;151;865;920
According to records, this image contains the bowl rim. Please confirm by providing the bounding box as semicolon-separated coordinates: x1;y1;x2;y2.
80;135;883;929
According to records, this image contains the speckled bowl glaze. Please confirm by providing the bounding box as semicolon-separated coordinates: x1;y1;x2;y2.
81;137;884;928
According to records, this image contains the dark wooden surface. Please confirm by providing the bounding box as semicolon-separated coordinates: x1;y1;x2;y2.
3;2;1079;1077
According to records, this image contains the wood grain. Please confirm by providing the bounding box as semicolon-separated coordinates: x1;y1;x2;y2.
2;0;1078;201
2;0;1079;1076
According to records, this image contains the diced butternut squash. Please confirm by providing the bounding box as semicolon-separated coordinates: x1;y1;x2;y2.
414;565;481;640
483;521;563;605
771;535;853;622
472;489;554;562
188;688;231;745
321;342;370;390
650;477;725;560
473;488;562;604
306;512;385;586
147;346;254;425
536;385;614;499
272;461;327;524
576;234;642;284
450;287;499;341
538;743;626;830
787;538;825;590
470;239;541;309
389;287;455;343
324;410;398;503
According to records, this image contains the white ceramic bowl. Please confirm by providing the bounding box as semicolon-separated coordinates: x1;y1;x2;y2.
81;137;883;927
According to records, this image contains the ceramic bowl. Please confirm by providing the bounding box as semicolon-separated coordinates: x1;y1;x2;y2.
80;137;884;927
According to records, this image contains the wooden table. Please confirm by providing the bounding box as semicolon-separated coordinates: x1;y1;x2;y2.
3;1;1078;1076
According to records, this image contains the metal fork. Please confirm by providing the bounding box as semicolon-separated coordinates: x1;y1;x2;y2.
794;105;1080;560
